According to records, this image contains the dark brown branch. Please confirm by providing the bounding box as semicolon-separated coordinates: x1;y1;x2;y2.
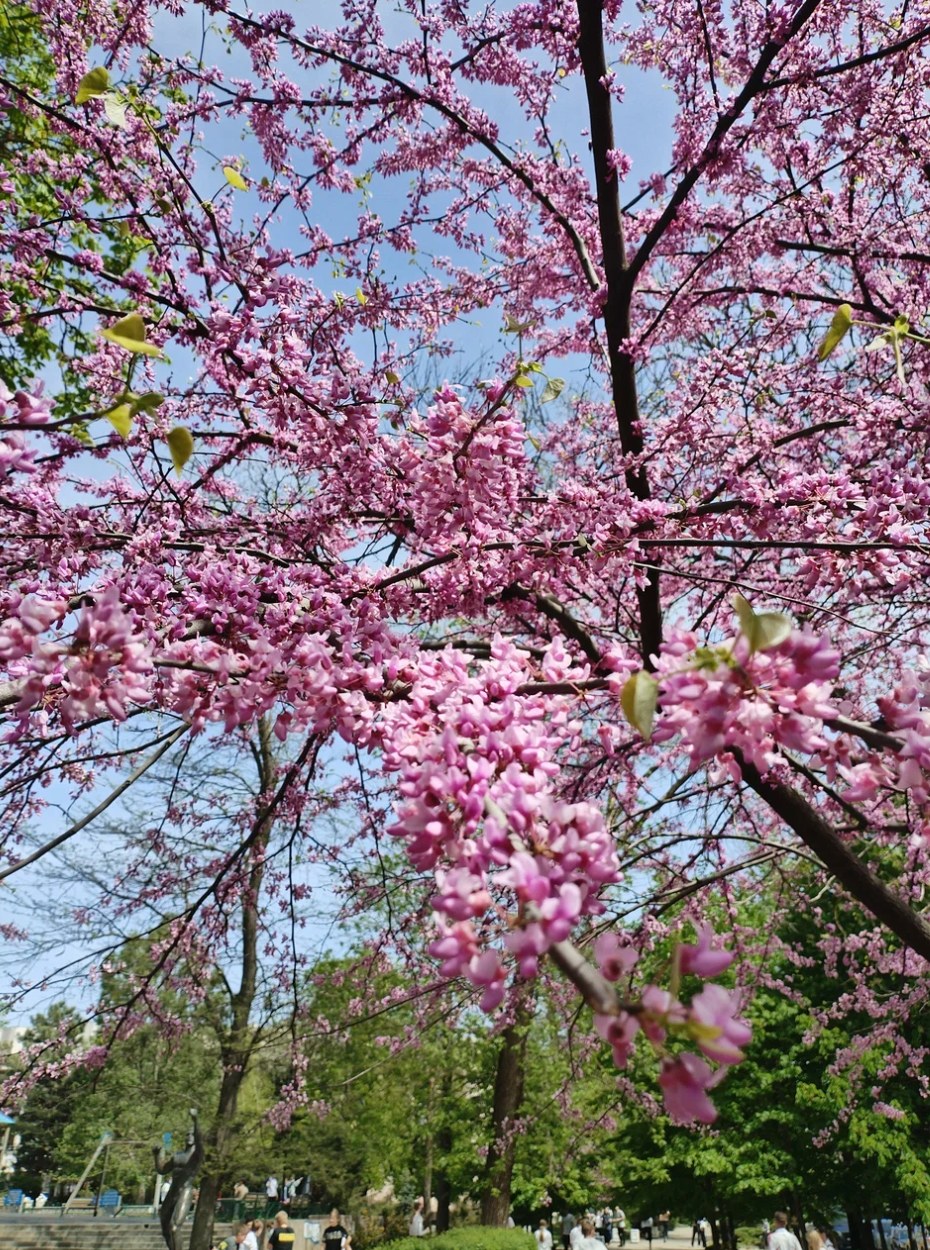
575;0;662;667
737;753;930;961
626;0;824;284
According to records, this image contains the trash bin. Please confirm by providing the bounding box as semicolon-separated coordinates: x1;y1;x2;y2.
630;1232;641;1243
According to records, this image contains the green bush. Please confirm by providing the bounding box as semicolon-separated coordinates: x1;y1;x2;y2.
735;1228;763;1249
385;1228;535;1250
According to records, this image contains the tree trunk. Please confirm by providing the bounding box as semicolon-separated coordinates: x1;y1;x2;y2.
188;719;277;1250
480;991;533;1225
847;1219;860;1250
434;1146;451;1233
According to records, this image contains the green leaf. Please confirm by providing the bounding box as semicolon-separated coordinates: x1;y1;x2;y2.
166;426;194;475
222;166;248;190
527;433;541;452
99;313;163;357
540;377;565;404
132;391;165;413
105;404;132;438
76;67;110;104
356;287;368;306
103;93;127;129
385;371;400;385
503;313;521;333
513;375;534;388
621;670;658;740
816;303;853;361
732;594;793;654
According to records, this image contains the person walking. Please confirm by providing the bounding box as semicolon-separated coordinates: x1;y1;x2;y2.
236;1225;259;1250
268;1212;297;1250
323;1209;352;1250
692;1221;706;1248
577;1220;607;1250
537;1220;554;1250
265;1177;279;1203
769;1213;803;1250
563;1214;576;1250
571;1221;585;1250
409;1200;425;1237
616;1210;626;1248
601;1212;613;1244
660;1214;670;1241
642;1217;654;1248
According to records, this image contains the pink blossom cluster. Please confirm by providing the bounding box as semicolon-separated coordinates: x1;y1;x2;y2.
395;383;531;547
593;926;750;1123
380;637;621;1010
0;587;153;737
0;381;53;475
651;627;841;775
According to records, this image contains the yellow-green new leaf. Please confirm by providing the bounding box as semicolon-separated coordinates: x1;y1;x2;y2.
385;371;400;385
76;67;110;104
223;166;248;190
132;391;165;413
732;593;793;653
621;670;659;740
816;303;853;361
166;426;194;475
103;93;128;130
99;313;163;357
105;404;133;438
540;377;565;404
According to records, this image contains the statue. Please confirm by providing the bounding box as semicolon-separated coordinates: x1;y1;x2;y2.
154;1109;204;1250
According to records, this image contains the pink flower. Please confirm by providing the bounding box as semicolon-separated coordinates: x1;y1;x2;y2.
679;924;734;977
468;949;506;1012
688;983;752;1064
504;923;547;978
594;932;639;981
594;1011;640;1068
658;1053;718;1124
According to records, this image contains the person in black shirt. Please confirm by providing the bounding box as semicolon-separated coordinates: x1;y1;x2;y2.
268;1212;296;1250
323;1209;351;1250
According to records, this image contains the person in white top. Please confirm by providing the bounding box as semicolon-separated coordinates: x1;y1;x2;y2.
768;1213;803;1250
265;1176;279;1201
409;1200;425;1237
571;1222;585;1250
577;1219;607;1250
537;1221;554;1250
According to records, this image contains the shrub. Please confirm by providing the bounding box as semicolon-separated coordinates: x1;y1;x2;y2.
385;1228;535;1250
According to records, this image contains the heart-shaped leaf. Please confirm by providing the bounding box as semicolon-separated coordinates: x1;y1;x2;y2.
132;392;165;413
732;594;792;653
223;166;248;191
76;67;110;104
103;93;127;130
105;404;133;438
540;377;565;404
816;303;853;362
621;670;659;740
99;313;163;357
166;427;194;475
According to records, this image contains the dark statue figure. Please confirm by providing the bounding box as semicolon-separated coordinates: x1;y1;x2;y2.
154;1109;204;1250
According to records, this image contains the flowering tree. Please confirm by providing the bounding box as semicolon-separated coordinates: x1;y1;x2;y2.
4;0;930;1227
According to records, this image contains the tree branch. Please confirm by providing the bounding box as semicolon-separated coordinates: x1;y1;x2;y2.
737;752;930;961
575;0;662;666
